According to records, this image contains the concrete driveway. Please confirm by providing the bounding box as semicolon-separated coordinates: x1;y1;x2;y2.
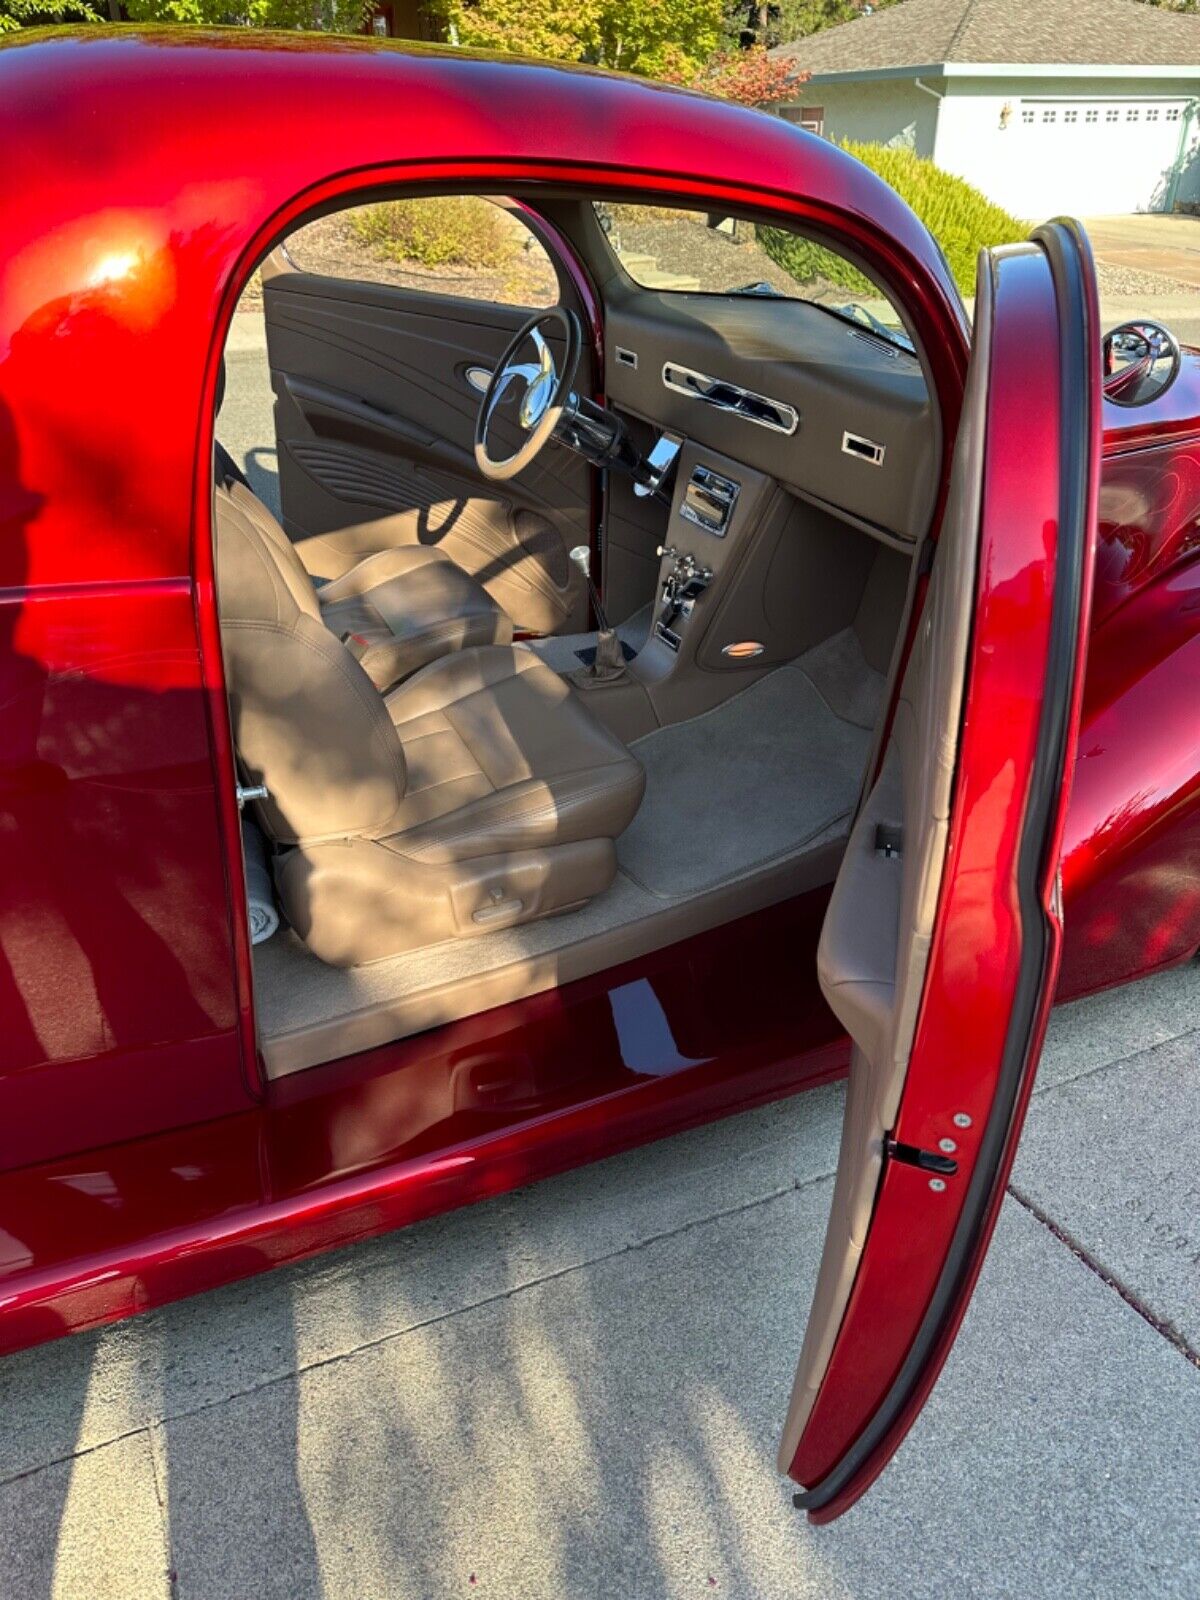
1085;213;1200;345
1086;214;1200;289
0;964;1197;1598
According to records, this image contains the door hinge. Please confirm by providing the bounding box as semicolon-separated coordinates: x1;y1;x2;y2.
885;1138;958;1176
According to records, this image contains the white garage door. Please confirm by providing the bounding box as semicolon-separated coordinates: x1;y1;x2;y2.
1014;99;1189;216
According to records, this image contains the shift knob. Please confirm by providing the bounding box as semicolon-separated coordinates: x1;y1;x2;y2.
569;543;610;632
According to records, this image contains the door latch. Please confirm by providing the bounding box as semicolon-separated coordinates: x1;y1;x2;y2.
236;783;269;810
885;1138;958;1176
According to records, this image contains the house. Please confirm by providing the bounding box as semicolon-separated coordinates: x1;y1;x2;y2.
771;0;1200;217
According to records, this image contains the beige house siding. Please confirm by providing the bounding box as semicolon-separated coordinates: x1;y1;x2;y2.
783;80;941;158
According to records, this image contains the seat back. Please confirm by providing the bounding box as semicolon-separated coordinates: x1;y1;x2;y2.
214;474;408;847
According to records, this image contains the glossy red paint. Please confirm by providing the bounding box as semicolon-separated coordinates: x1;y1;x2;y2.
1102;345;1200;453
0;891;848;1354
0;27;970;1177
1057;420;1200;997
0;28;1196;1380
787;231;1100;1510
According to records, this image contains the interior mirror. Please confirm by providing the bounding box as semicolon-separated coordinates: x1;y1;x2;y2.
1102;320;1181;407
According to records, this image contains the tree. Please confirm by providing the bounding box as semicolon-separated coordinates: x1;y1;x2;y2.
679;44;808;107
725;0;868;50
119;0;373;23
0;0;101;30
430;0;726;77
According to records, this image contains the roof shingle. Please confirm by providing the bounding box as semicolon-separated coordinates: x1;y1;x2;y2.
772;0;1200;73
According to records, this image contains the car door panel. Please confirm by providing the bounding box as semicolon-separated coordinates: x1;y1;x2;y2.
262;254;591;633
781;223;1100;1518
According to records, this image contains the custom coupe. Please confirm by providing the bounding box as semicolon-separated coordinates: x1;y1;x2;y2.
1;28;1198;1522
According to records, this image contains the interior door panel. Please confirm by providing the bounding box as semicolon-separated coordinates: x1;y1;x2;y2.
262;252;591;634
779;222;1100;1518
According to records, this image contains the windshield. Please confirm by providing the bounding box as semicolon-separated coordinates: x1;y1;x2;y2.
593;202;914;352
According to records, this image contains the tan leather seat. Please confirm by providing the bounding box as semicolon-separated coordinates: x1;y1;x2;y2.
217;465;511;692
216;480;646;967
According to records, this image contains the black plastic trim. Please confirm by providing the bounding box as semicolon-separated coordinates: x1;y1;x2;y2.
795;219;1096;1513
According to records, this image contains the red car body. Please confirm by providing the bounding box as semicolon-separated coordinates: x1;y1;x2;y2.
0;28;1197;1516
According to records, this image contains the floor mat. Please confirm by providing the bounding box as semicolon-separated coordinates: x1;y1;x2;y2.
252;626;883;1068
617;642;877;899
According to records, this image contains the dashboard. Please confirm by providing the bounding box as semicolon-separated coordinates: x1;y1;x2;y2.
603;281;938;548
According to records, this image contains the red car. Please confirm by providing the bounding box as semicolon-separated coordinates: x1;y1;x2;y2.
2;29;1198;1522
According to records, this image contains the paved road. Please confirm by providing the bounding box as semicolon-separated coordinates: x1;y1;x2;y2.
0;964;1196;1598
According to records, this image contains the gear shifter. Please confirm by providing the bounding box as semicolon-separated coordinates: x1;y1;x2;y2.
569;546;626;685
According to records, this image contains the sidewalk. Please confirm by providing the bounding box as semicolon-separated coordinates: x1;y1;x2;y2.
1;962;1197;1598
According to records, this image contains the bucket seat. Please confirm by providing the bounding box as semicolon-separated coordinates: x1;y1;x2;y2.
215;472;646;966
215;452;511;693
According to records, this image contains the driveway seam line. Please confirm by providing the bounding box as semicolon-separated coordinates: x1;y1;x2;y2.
1033;1021;1200;1098
0;1168;836;1484
145;1422;180;1597
1006;1181;1200;1371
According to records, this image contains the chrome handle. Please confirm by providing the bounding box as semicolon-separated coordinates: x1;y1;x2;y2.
661;362;798;435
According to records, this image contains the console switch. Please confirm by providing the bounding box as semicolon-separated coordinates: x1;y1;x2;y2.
657;547;713;640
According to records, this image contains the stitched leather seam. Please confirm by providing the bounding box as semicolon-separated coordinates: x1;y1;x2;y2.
393;773;637;859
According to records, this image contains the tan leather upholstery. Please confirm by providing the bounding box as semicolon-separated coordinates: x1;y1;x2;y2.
217;472;510;694
321;544;511;691
777;261;994;1477
216;477;646;967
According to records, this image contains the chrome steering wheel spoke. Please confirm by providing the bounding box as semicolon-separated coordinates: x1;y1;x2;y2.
473;307;582;482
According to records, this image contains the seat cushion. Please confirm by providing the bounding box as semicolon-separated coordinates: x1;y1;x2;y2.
382;646;646;863
319;545;511;691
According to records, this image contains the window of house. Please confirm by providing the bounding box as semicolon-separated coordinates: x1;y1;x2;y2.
283;197;560;309
1042;109;1057;122
1086;109;1098;123
1106;108;1120;121
1064;109;1078;124
1022;108;1035;123
592;201;912;349
1167;106;1182;121
1127;108;1140;121
1147;109;1160;122
779;104;826;135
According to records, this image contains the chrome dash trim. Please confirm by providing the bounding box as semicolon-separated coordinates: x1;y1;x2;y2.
660;362;799;435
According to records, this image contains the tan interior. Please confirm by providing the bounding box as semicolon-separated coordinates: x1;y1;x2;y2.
216;474;646;967
262;248;592;634
776;261;993;1478
215;189;947;1080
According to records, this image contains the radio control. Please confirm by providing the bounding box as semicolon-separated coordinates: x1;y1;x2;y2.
680;464;739;536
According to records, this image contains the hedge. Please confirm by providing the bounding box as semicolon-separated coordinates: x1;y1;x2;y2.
349;196;520;270
759;140;1026;298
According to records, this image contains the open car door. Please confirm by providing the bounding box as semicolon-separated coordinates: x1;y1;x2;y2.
781;222;1100;1521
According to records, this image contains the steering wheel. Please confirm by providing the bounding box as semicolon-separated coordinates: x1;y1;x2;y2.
474;306;582;481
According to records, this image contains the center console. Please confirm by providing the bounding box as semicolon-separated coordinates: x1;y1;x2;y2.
632;440;780;712
563;436;878;743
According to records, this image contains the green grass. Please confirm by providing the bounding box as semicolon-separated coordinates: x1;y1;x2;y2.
759;140;1026;297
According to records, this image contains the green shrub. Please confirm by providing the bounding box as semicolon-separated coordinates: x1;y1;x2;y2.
759;140;1026;297
349;197;521;270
